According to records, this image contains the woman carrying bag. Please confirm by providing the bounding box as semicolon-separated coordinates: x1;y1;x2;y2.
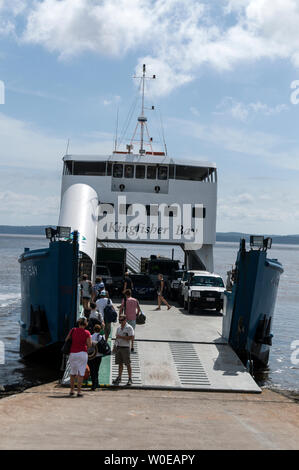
88;324;105;391
65;317;92;397
155;273;171;311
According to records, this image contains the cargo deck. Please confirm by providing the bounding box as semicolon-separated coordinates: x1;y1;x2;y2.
62;302;261;393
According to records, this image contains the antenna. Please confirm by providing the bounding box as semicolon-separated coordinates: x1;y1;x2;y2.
65;138;70;155
114;106;119;152
134;64;156;155
159;110;168;156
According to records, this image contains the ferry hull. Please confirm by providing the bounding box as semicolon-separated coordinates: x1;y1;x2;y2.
19;239;79;360
222;240;283;368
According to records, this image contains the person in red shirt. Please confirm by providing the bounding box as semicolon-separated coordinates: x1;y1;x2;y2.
65;317;92;397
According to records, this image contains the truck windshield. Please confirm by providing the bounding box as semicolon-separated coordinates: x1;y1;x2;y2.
173;270;184;279
190;276;224;287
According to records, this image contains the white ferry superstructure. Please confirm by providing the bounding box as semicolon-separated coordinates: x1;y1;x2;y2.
58;65;217;275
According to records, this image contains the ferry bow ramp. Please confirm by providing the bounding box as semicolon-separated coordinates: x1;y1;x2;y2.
63;303;261;393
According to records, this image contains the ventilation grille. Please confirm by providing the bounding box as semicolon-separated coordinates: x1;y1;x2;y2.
169;343;210;386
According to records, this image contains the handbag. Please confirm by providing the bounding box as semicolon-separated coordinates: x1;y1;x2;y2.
61;328;74;355
136;311;146;325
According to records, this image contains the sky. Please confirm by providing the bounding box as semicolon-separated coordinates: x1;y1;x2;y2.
0;0;299;234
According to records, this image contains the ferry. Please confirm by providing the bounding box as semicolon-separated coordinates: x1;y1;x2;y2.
19;65;283;376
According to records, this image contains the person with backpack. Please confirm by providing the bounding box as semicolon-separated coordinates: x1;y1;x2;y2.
88;324;104;391
92;276;105;302
96;290;116;341
87;302;104;333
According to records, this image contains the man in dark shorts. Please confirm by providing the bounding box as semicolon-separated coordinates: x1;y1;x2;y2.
112;314;134;386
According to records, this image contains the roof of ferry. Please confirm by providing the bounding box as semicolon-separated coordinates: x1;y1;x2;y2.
63;154;217;168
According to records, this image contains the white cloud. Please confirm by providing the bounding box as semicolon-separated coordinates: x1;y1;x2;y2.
215;97;288;121
217;191;296;225
0;112;113;170
0;111;115;223
0;0;294;95
23;0;153;58
0;190;59;219
170;116;299;171
0;0;28;35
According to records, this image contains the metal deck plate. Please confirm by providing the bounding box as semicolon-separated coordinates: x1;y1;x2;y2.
62;303;261;393
109;340;261;393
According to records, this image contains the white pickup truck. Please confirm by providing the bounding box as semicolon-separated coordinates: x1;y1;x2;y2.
181;270;225;314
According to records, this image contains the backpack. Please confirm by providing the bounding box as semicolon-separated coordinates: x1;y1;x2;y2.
96;333;111;356
104;299;117;323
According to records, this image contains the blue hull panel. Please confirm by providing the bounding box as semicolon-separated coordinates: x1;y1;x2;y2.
223;243;283;367
19;240;78;358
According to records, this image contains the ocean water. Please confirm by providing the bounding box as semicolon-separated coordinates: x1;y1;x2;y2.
0;234;298;393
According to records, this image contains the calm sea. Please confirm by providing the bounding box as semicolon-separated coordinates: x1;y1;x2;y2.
0;234;298;393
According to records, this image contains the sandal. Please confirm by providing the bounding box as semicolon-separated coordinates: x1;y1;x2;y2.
77;393;84;397
69;391;75;397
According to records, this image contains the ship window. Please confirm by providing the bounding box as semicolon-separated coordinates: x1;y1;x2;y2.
192;207;206;218
158;166;168;180
125;165;134;178
73;161;106;176
136;165;145;179
64;161;73;175
175;165;209;181
147;166;156;179
113;164;123;178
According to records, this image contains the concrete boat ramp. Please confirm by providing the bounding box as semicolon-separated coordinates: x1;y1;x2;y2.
64;302;261;393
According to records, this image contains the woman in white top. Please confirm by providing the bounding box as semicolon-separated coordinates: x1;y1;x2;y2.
88;324;104;391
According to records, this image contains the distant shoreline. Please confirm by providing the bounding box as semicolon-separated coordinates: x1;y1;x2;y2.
0;226;299;245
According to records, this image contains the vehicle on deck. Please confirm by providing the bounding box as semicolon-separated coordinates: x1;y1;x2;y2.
141;256;180;297
182;271;225;314
130;274;156;300
96;247;126;295
95;265;113;292
177;270;199;306
170;269;185;299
